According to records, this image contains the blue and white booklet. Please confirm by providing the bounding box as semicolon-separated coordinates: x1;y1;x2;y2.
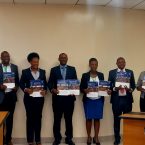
30;80;44;97
57;80;69;96
115;72;131;88
99;81;111;96
86;82;99;99
3;72;15;89
68;79;80;95
30;80;44;88
57;79;80;96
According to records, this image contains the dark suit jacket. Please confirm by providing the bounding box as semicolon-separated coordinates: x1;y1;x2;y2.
20;68;47;98
48;65;77;102
0;63;19;103
108;69;136;105
80;71;104;102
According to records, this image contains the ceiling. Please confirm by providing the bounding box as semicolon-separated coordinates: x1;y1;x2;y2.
1;0;145;10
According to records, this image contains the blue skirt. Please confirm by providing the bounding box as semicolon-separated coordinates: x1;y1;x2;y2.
83;97;104;120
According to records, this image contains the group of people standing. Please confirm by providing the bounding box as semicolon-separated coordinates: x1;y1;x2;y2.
0;51;144;145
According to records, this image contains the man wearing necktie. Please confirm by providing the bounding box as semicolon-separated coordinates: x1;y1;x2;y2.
108;57;135;145
0;51;19;145
60;65;67;80
48;53;77;145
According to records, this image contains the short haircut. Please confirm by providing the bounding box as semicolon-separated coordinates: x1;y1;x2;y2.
27;52;39;62
117;57;125;62
89;58;98;64
59;53;67;58
1;51;9;56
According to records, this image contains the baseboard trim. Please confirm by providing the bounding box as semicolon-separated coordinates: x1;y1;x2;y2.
13;136;114;144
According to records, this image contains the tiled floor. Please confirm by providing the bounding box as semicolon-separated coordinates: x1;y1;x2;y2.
13;137;123;145
15;142;123;145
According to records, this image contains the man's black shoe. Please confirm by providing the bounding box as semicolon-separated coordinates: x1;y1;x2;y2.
52;140;60;145
65;139;75;145
114;140;120;145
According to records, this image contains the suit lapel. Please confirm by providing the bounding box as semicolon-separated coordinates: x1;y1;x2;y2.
57;66;63;80
28;68;35;80
0;64;3;74
29;68;43;80
87;71;100;81
96;71;102;80
125;69;129;74
0;64;4;84
38;69;43;80
10;64;15;73
86;72;91;82
113;69;118;81
88;71;100;80
65;66;69;80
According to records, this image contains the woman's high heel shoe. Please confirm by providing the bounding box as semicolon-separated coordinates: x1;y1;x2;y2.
28;143;34;145
93;137;100;145
87;137;92;145
36;142;42;145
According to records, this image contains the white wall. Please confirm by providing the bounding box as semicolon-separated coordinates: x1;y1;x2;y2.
0;4;144;138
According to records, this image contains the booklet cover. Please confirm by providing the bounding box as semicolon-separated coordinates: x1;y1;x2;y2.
99;80;111;96
57;80;69;96
30;80;44;88
86;82;99;99
57;79;80;96
30;80;44;97
115;72;131;88
3;72;15;89
68;79;80;95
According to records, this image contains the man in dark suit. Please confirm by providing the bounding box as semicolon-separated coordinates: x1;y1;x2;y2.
0;51;19;145
48;53;77;145
108;57;135;145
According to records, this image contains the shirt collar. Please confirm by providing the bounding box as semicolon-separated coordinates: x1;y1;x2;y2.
2;63;11;67
30;67;39;72
60;65;67;69
117;68;126;72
